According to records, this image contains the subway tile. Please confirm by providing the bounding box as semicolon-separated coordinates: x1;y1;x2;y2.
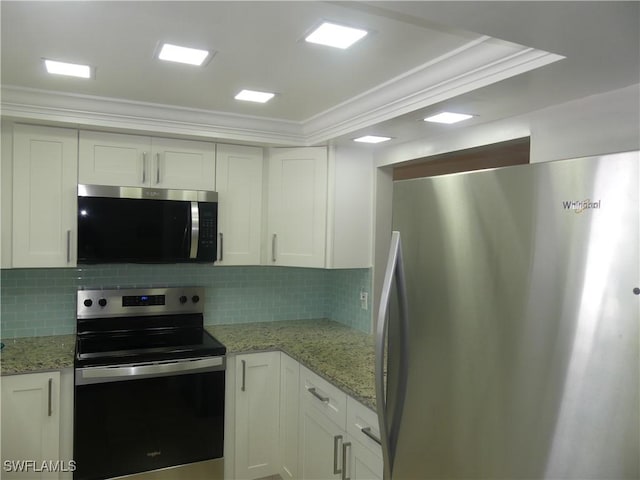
1;265;372;338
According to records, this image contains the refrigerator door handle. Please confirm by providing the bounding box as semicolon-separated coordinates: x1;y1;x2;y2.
375;230;410;480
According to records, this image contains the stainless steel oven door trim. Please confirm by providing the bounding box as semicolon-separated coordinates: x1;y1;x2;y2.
76;356;225;385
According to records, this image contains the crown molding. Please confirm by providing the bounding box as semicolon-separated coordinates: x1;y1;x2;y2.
1;87;306;146
1;37;562;146
302;37;564;145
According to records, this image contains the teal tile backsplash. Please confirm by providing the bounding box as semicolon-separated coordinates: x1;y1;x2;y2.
1;265;372;338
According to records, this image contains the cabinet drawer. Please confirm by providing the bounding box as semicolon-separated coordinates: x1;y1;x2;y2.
300;366;346;428
346;396;382;456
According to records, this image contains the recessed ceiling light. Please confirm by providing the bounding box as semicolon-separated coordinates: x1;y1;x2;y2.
44;59;92;79
424;112;474;124
158;43;210;66
305;22;368;49
234;89;275;103
353;135;391;144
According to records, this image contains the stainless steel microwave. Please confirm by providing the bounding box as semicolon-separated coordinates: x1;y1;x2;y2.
77;184;218;264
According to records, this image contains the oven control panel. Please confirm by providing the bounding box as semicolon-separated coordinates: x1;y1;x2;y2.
77;287;205;318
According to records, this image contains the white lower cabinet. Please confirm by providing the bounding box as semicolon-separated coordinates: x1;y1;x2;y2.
298;403;345;480
229;353;382;480
345;439;384;480
233;352;281;480
279;354;300;480
1;372;61;479
297;368;383;480
345;397;384;480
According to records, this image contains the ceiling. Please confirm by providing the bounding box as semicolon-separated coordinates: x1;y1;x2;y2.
1;1;638;147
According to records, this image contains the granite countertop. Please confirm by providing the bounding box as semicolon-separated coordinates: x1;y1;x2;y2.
1;319;377;410
207;319;376;409
0;334;76;374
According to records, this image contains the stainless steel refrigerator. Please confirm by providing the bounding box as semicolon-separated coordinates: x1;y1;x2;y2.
376;151;639;479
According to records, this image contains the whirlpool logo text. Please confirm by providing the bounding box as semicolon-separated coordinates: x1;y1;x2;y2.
562;199;601;213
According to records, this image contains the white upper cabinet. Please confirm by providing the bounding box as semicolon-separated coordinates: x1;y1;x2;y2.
151;137;216;190
78;131;147;187
12;124;78;268
79;131;215;190
325;145;373;269
215;144;264;265
267;147;328;268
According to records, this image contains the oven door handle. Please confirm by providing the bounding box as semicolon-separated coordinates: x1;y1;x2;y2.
76;356;225;385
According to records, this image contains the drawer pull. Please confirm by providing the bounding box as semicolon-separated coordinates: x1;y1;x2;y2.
48;378;53;416
241;359;246;392
308;387;329;403
333;434;343;474
272;234;277;262
361;426;382;445
142;152;147;183
342;441;352;480
156;153;161;184
66;230;71;263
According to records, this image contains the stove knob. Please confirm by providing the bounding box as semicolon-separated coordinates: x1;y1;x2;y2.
83;299;93;307
98;298;107;307
179;295;188;304
192;295;200;304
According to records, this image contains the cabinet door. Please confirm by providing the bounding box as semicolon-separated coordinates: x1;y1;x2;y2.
298;400;344;480
235;352;281;479
346;397;383;457
279;354;300;480
1;372;61;479
267;147;327;268
12;125;78;267
151;137;215;191
215;144;263;265
79;130;150;187
346;437;384;480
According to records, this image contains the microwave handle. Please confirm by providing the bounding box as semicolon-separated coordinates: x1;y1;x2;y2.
190;202;199;259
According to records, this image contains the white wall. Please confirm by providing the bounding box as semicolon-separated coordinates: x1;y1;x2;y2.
377;83;640;168
529;84;640;163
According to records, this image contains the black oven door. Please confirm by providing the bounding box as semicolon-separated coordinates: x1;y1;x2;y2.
74;358;224;480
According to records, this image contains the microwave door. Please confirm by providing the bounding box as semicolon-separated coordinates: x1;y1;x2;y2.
78;197;191;263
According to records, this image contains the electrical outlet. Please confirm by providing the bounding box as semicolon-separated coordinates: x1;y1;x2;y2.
360;290;368;310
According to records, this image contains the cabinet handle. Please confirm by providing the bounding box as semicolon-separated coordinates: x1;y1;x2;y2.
156;153;161;184
218;233;224;262
48;378;53;416
361;426;382;445
333;434;343;474
142;152;147;183
342;441;351;480
308;387;329;403
241;359;246;392
272;234;277;262
66;230;71;263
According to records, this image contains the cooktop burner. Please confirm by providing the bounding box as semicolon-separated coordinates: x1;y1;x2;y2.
75;287;225;367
